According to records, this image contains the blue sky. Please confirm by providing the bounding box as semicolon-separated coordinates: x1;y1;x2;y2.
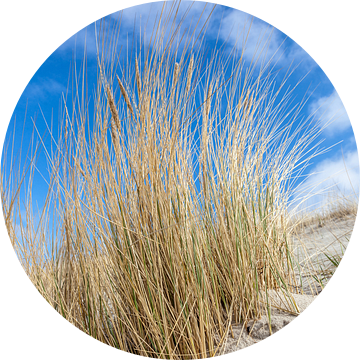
4;0;359;212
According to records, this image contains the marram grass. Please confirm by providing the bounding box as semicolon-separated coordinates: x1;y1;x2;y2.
1;2;325;358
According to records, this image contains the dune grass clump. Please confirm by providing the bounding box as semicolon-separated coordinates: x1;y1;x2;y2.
1;2;325;358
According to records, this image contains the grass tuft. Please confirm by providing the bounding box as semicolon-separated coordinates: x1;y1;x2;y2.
2;1;352;358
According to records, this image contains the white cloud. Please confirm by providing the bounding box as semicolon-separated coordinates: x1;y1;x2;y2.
214;7;316;70
293;150;359;211
286;44;317;71
24;78;67;101
309;90;351;135
57;23;98;57
215;9;284;65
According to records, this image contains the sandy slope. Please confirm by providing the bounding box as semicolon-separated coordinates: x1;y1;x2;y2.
215;214;356;356
292;214;355;295
211;291;316;356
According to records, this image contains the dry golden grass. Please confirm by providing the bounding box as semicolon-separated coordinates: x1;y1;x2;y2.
0;2;340;358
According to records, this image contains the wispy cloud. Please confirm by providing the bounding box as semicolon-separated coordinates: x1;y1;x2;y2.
212;7;317;71
57;24;98;57
215;9;283;63
309;90;351;135
23;78;67;101
294;150;359;211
